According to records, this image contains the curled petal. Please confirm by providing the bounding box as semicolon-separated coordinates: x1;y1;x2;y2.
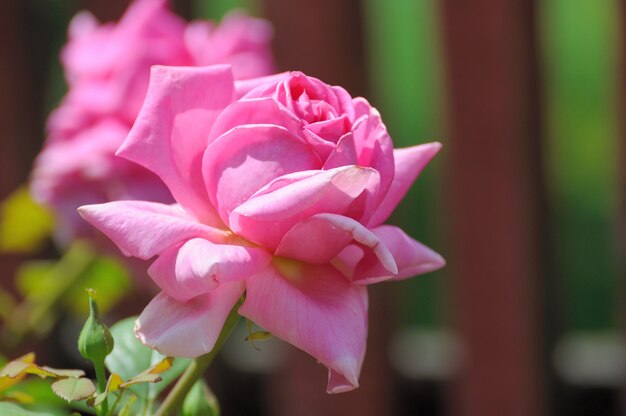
78;201;228;259
323;133;358;169
235;72;289;99
149;238;271;302
369;142;442;227
277;213;397;284
203;124;321;222
208;98;302;144
229;166;377;249
117;65;235;225
240;265;368;393
371;225;445;279
135;283;245;358
351;99;395;215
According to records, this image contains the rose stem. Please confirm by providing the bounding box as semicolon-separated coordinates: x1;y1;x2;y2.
153;302;242;416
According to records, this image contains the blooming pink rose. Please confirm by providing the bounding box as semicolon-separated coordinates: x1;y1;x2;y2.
31;0;274;243
79;65;444;393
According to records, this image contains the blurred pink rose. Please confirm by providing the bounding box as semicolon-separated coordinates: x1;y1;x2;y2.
79;65;444;393
31;0;274;244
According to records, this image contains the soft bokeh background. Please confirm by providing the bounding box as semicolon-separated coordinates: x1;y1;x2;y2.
0;0;624;415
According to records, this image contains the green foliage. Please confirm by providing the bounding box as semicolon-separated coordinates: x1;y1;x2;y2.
50;379;96;403
0;187;53;253
0;352;91;413
106;317;190;408
182;381;220;416
0;402;55;416
0;315;191;415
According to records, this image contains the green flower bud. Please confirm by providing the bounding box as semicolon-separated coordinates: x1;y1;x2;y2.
78;289;114;365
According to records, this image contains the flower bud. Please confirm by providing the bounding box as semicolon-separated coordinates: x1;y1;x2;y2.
78;289;114;365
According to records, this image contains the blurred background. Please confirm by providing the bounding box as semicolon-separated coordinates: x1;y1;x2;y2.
0;0;624;415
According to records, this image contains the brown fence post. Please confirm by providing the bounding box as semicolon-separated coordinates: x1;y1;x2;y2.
258;0;393;415
440;1;547;416
0;1;50;291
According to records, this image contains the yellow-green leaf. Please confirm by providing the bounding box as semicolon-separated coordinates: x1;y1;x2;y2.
90;372;125;406
0;353;36;380
0;187;53;253
145;357;173;375
119;373;162;389
38;367;84;379
51;377;96;402
106;373;124;393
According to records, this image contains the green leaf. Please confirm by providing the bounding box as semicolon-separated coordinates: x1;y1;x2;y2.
3;378;67;409
106;317;189;403
0;402;55;416
0;186;53;253
182;380;220;416
50;378;96;402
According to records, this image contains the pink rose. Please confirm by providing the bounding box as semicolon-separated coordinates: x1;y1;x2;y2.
31;0;274;243
79;65;444;393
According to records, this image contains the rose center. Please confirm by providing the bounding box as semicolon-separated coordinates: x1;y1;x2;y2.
272;256;306;284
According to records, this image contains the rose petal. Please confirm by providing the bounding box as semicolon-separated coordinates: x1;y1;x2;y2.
78;201;228;259
368;142;442;227
135;282;245;357
235;72;289;99
203;124;321;222
351;105;395;217
148;238;271;302
371;225;445;279
306;115;351;143
323;133;358;169
117;65;235;226
208;98;302;144
240;264;367;393
229;166;377;249
276;214;397;283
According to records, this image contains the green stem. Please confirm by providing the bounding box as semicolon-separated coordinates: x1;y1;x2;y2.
94;361;108;416
154;304;241;416
109;390;125;416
